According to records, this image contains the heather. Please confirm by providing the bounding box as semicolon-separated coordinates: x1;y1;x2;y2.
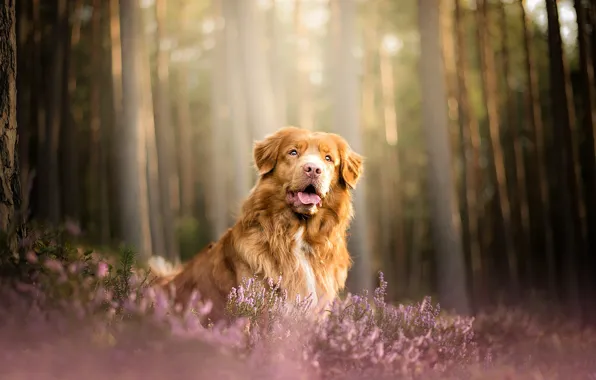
1;232;596;379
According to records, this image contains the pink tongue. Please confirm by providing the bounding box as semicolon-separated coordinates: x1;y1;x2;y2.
297;191;321;205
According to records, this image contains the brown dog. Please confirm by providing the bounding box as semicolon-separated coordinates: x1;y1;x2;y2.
150;126;364;322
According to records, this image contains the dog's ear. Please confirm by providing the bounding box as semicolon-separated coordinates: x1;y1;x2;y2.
253;131;286;176
338;139;364;189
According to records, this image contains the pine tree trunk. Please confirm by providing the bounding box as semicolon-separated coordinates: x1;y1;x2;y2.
43;0;68;225
454;0;484;305
153;0;179;263
0;0;23;261
330;0;373;294
518;0;556;294
61;0;83;227
208;0;230;240
118;0;153;258
498;1;531;286
545;0;583;315
418;0;470;315
574;0;596;310
477;0;519;295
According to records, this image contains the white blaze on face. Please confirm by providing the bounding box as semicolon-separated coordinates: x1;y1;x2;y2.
292;227;318;307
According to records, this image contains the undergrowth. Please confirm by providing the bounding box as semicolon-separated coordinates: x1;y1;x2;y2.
1;228;595;379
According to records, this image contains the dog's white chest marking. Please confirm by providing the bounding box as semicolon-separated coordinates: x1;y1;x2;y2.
293;227;318;306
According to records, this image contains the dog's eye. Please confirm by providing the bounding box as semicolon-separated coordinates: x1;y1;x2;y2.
325;155;333;162
289;149;298;156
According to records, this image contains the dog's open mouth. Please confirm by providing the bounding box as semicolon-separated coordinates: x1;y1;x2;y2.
288;184;323;208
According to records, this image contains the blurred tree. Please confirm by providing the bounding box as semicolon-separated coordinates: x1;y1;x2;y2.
153;0;180;263
545;0;583;315
498;1;531;287
517;0;555;294
330;0;373;294
208;0;230;240
454;0;484;305
43;0;69;225
0;0;23;260
118;0;152;258
574;0;596;308
477;0;518;295
222;0;251;214
61;0;83;228
418;0;470;315
139;2;166;259
89;0;110;243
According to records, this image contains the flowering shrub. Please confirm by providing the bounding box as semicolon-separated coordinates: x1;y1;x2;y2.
1;231;596;379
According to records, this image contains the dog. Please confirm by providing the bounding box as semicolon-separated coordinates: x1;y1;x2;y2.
150;126;364;322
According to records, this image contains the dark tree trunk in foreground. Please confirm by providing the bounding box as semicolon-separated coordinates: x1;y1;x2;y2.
0;0;24;260
418;0;470;315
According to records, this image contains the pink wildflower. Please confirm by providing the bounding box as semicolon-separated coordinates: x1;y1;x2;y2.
96;262;109;278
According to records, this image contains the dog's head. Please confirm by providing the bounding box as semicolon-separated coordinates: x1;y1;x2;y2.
253;126;364;215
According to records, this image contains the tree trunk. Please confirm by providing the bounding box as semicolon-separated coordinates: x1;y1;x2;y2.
498;1;531;287
138;3;166;259
545;0;583;315
153;0;179;263
0;0;23;261
418;0;470;315
89;0;106;241
294;0;314;131
518;0;556;294
237;0;277;139
109;0;123;240
118;0;153;258
44;0;68;225
268;0;287;127
173;64;196;219
222;0;251;213
379;42;405;299
574;0;596;308
61;0;83;228
208;0;230;240
477;0;519;295
16;0;31;218
330;0;373;294
454;0;484;305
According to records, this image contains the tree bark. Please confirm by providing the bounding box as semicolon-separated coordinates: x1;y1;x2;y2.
418;0;470;315
118;0;153;258
330;0;373;294
16;0;31;217
0;0;23;261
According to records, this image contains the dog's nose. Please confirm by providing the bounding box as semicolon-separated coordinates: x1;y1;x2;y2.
303;162;322;178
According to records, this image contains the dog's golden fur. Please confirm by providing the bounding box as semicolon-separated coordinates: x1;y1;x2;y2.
151;126;363;322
